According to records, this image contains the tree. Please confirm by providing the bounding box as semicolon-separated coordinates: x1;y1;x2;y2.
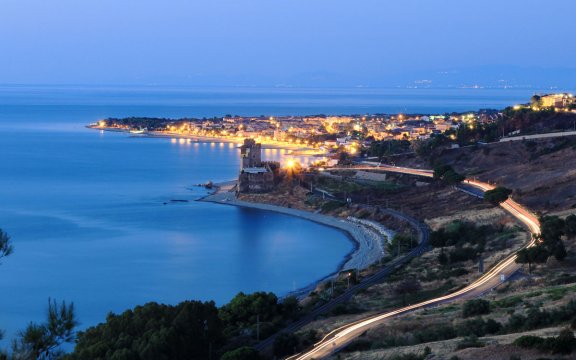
12;299;77;360
73;300;222;360
515;246;549;273
443;170;465;184
387;233;416;256
219;292;280;338
540;216;565;244
433;164;465;184
0;229;12;356
484;187;512;205
433;164;453;179
538;216;568;261
0;229;13;263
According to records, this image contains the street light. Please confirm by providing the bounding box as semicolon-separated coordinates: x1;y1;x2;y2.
286;159;296;195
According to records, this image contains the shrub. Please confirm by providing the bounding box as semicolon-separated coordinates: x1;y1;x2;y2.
221;347;261;360
321;200;344;213
462;299;491;318
514;329;576;355
456;335;484;350
514;335;543;348
273;333;299;358
449;246;478;263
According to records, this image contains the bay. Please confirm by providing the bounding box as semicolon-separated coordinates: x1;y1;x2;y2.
0;85;568;347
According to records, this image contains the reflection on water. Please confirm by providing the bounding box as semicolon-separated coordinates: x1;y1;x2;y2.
0;128;351;346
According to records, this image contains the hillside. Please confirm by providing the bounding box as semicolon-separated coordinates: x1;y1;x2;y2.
436;136;576;213
392;135;576;214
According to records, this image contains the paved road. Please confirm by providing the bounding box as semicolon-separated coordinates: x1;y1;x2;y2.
287;165;540;360
499;130;576;142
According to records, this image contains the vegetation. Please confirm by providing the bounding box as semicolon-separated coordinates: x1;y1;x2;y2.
0;229;13;359
371;299;576;351
516;215;573;272
462;299;491;318
221;347;261;360
483;186;512;205
12;299;77;360
0;229;13;263
394;278;422;306
514;328;576;355
502;107;576;135
367;140;412;159
272;333;299;358
515;246;549;273
430;220;503;266
386;233;417;256
455;335;484;350
71;300;221;360
69;292;301;360
320;200;345;213
430;220;494;249
433;164;465;184
539;215;570;260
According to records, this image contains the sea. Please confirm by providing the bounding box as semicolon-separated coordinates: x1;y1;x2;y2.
0;85;568;347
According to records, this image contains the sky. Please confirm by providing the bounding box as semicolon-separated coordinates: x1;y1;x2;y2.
1;0;575;87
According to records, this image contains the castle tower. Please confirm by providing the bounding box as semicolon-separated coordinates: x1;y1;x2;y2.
240;138;262;169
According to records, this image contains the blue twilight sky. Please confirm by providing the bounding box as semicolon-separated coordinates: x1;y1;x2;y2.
1;0;575;87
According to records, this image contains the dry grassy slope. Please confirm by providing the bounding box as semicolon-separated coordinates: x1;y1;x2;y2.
332;276;576;360
434;136;576;213
336;327;571;360
366;174;494;221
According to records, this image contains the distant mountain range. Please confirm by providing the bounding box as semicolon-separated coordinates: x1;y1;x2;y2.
114;65;575;89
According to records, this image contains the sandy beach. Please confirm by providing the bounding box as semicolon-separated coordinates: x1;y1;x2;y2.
199;182;391;273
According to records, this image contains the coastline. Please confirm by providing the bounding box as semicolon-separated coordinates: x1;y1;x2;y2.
89;126;320;151
199;182;390;296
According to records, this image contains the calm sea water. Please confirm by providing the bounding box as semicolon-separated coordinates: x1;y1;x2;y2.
0;85;566;346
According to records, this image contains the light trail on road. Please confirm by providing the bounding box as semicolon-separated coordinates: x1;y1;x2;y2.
288;165;541;360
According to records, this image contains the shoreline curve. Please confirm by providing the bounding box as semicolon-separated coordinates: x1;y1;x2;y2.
198;181;390;298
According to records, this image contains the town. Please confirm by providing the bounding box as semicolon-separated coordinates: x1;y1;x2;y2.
93;93;576;154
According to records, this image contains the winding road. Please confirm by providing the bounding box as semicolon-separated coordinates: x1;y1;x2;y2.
287;164;540;360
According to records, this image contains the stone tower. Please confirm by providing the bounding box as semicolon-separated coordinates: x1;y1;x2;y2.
240;138;262;169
